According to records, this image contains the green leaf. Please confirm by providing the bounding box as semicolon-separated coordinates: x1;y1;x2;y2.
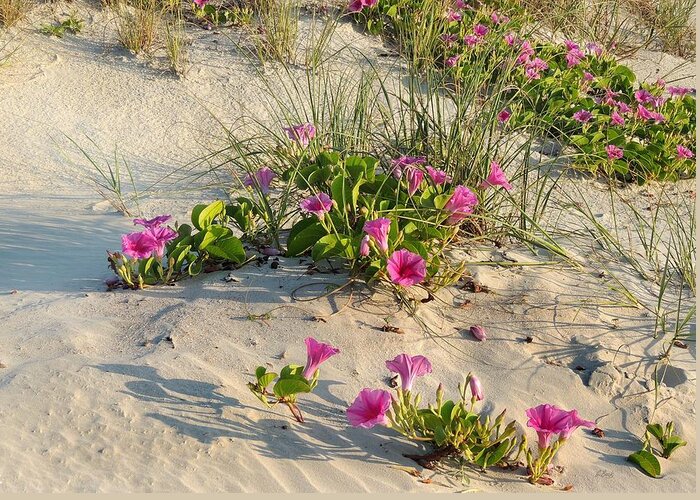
273;378;311;398
646;424;664;443
255;366;266;380
433;425;447;446
257;373;277;389
662;436;687;458
197;200;226;230
311;234;353;262
286;220;327;256
440;401;455;424
207;236;245;264
628;449;661;478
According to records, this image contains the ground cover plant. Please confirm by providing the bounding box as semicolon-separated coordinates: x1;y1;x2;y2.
349;0;696;182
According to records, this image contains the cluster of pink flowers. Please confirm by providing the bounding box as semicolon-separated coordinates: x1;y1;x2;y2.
243;167;276;195
606;144;624;160
573;109;593;124
121;215;178;260
677;145;694;159
514;40;548;80
563;40;586;68
445;10;462;22
284;123;316;148
465;23;489;47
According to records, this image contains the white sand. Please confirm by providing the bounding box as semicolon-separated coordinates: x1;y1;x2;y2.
0;2;695;493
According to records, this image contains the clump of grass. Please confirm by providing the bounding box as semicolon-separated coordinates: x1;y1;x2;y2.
112;0;160;55
40;12;84;38
254;0;299;63
164;7;189;75
0;0;29;28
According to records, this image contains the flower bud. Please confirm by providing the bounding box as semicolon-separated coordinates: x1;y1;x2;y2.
359;235;370;257
436;383;444;406
469;325;487;341
469;374;484;401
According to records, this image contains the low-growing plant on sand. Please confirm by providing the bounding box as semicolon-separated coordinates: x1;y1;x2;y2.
248;337;339;422
113;0;161;54
108;203;247;288
40;12;85;38
192;0;254;27
628;420;687;477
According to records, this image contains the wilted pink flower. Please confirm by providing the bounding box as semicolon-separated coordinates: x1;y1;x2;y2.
386;354;432;391
348;0;377;12
469;325;487;341
261;247;281;256
655;78;666;88
359;234;370;257
469;374;484;400
363;217;391;253
651;95;667;108
445;10;462;22
464;34;480;47
302;337;340;379
387;249;426;287
300;193;333;218
347;389;392;428
440;33;459;46
147;225;178;258
606;144;624;160
526;404;595;449
243;167;277;195
473;24;489;37
133;214;171;229
582;71;594;82
610;109;625;126
444;185;478;224
497;108;511;123
121;231;159;260
193;0;209;7
637;105;659;122
283;123;316;148
504;32;516;46
426;166;450;185
668;86;693;98
573;109;592;123
480;162;513;190
602;88;620;106
390;156;426;179
405;166;424;196
445;55;460;67
524;57;548;80
677;145;694;159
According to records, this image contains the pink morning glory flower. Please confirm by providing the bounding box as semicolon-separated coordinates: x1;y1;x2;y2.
363;217;391;253
585;42;603;56
469;325;487;341
387;249;426;287
582;71;594;82
121;231;159;260
386;354;432;391
347;0;377;12
243;167;277;195
347;388;392;428
193;0;209;7
563;40;579;51
359;234;370;257
405;166;424;196
147;225;178;258
445;10;462;22
444;185;478;224
634;89;654;104
440;33;459;46
469;374;484;400
616;101;632;114
566;47;585;68
480;161;513;190
573;109;592;123
504;32;516;46
677;145;694;159
606;144;624;160
390;155;426;179
300;193;333;218
517;40;535;65
445;55;460;67
497;108;511;123
668;86;693;98
610;109;625;126
301;337;340;379
133;214;171;229
526;404;595;449
454;0;467;8
426;166;450;185
473;24;489;37
490;12;509;24
283;123;316;148
637;105;664;122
